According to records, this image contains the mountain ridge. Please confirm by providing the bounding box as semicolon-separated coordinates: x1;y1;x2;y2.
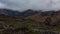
0;9;60;17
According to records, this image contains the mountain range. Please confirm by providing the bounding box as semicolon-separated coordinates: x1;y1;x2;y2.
0;9;60;17
0;9;38;17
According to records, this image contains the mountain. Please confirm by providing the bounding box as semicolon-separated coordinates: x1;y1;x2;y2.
0;9;60;34
0;9;21;16
0;9;60;17
22;9;39;17
0;9;39;17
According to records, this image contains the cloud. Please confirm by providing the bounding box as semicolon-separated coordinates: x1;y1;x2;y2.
0;2;7;8
0;0;60;11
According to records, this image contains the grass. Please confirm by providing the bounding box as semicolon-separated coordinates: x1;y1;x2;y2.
0;16;60;34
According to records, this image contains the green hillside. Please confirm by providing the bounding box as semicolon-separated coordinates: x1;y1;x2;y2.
0;14;59;34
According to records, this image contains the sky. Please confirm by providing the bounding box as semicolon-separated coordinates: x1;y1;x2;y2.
0;0;60;11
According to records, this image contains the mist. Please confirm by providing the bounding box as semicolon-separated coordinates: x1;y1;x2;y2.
0;0;60;11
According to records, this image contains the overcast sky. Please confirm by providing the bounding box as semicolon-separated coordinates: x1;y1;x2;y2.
0;0;60;11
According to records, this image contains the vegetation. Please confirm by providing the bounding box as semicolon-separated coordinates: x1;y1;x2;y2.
0;11;60;34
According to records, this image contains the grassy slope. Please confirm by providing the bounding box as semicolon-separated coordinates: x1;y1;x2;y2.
25;13;60;32
0;15;60;34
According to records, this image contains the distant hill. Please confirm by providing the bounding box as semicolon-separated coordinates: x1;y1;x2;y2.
0;8;60;26
0;9;60;34
0;9;38;17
